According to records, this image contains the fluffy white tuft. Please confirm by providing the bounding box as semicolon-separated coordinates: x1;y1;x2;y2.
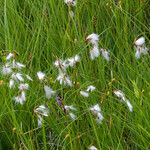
80;91;89;97
37;71;45;80
1;65;12;76
134;36;145;46
34;105;49;117
69;112;77;120
44;85;55;99
86;33;99;46
101;49;110;61
89;145;98;150
90;104;101;114
6;53;14;60
13;91;26;105
11;73;24;82
90;46;100;60
57;73;72;86
37;115;43;127
86;85;96;92
9;79;15;89
64;0;77;6
64;105;77;111
18;83;29;91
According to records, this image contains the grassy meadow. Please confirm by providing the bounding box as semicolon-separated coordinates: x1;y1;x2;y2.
0;0;150;149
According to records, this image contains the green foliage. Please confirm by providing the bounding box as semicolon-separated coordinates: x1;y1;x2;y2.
0;0;150;149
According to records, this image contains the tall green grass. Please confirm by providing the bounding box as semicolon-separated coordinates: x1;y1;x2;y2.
0;0;150;149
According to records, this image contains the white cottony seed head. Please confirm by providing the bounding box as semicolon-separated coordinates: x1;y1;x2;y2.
37;71;45;80
44;85;55;99
34;105;49;117
37;115;43;127
64;105;77;111
69;112;76;120
101;49;110;61
90;104;101;114
6;53;14;60
9;79;15;89
135;46;149;59
80;91;89;97
64;0;77;6
96;112;104;124
12;60;25;69
54;59;68;72
86;33;99;46
11;73;24;82
57;73;72;86
15;62;26;69
86;85;96;92
13;91;26;105
64;76;72;86
114;90;133;112
134;36;145;46
135;48;141;59
114;90;126;102
90;104;104;124
67;55;80;67
89;145;98;150
1;65;12;76
18;83;29;91
126;100;133;112
26;75;33;81
90;46;100;60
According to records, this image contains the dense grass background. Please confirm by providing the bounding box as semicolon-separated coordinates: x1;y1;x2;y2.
0;0;150;149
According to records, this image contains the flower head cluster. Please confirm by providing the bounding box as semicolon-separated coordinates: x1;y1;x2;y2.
1;53;25;76
34;105;49;127
64;105;77;120
55;95;77;120
13;91;26;105
64;0;77;18
67;55;80;67
86;33;110;61
134;36;149;59
86;33;100;60
80;85;96;97
54;55;80;86
37;71;56;100
1;53;32;105
57;73;72;86
89;145;98;150
90;104;104;124
86;33;99;46
64;0;77;7
44;85;56;100
100;48;110;62
37;71;45;81
114;90;133;112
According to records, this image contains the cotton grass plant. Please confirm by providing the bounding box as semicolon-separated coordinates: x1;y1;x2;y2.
0;0;150;149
